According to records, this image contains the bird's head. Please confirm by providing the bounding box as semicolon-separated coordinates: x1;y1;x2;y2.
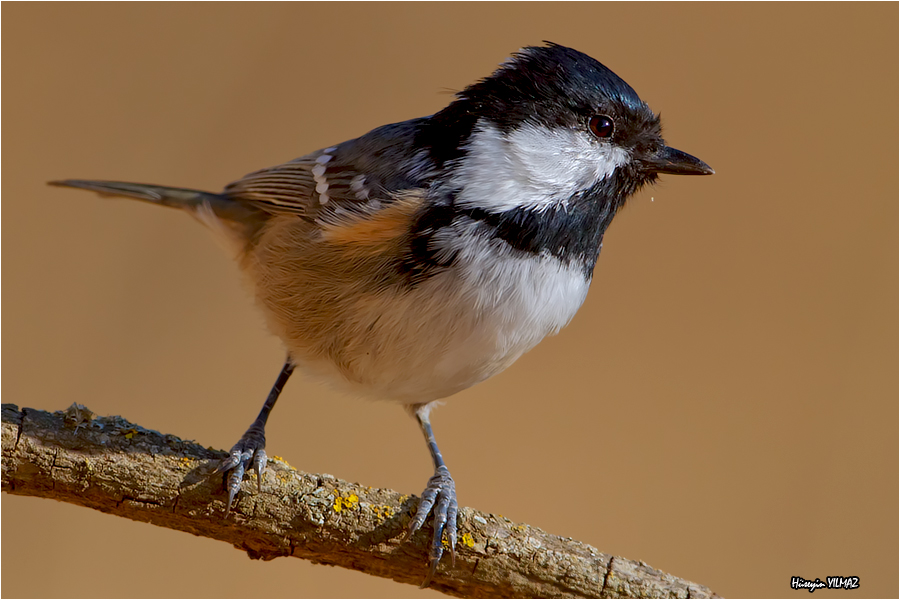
426;43;713;214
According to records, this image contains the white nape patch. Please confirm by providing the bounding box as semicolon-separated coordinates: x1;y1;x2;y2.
451;122;629;213
313;151;335;204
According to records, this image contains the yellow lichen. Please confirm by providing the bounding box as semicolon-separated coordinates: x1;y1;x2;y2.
369;505;395;521
461;533;475;548
333;493;359;513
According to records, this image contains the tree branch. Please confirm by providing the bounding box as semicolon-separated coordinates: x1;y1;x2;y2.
1;403;718;598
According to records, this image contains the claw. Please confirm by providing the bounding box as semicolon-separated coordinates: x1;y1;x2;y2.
213;360;292;517
224;460;245;517
405;465;458;587
406;487;439;539
253;449;267;493
215;430;267;517
421;557;441;589
447;498;458;568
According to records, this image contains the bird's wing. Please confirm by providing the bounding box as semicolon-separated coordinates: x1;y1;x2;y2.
223;119;435;219
223;150;366;216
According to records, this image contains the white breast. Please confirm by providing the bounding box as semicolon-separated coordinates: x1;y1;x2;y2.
425;229;592;399
293;226;592;404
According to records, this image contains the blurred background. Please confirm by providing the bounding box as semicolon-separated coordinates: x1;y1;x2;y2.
3;3;896;598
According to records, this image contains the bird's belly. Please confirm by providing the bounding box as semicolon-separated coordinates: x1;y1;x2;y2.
260;248;590;403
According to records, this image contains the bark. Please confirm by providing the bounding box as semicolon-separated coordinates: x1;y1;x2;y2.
1;403;719;598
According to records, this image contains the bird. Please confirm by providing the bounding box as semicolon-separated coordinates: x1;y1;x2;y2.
49;42;713;587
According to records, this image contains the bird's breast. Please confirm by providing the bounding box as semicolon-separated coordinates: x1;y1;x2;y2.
246;214;592;403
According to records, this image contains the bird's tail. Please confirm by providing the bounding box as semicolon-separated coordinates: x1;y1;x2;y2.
49;179;223;210
48;179;263;223
48;179;265;250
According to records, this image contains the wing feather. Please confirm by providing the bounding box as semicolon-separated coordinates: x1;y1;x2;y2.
222;118;434;218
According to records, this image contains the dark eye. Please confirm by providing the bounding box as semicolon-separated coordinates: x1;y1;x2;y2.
589;115;614;138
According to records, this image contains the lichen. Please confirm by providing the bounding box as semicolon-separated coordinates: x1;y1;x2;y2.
333;492;359;513
369;504;395;521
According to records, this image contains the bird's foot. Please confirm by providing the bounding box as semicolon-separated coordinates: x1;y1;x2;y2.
403;465;458;588
214;426;267;516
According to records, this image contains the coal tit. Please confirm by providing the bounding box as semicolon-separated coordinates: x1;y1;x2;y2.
50;42;713;586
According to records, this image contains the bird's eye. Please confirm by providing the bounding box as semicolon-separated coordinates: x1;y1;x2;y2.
589;115;614;138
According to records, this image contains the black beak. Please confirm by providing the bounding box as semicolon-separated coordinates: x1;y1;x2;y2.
640;146;714;176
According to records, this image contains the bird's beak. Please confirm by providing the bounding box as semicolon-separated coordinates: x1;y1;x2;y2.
640;146;714;176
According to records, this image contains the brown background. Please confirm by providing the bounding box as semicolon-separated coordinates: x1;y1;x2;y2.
3;3;897;598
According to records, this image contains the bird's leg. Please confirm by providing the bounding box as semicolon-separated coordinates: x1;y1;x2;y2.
214;358;294;516
404;403;458;588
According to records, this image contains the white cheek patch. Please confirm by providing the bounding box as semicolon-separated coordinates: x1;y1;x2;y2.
509;124;630;196
452;122;629;213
